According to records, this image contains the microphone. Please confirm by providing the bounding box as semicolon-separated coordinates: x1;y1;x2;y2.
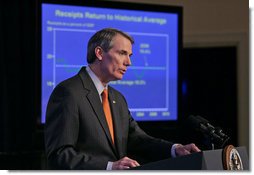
187;115;230;148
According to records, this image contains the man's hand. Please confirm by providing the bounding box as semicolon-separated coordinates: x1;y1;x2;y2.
175;143;201;156
112;156;140;170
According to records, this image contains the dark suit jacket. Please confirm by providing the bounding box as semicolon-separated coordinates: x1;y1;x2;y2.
45;67;173;170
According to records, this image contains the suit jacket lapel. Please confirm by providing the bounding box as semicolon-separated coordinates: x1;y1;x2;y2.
78;67;117;155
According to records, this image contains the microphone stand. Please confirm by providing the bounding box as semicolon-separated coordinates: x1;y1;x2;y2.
202;135;215;150
202;127;230;150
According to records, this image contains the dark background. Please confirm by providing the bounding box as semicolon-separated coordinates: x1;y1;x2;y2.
0;0;242;169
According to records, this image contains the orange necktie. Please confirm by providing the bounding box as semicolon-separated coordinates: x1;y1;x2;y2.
102;89;114;144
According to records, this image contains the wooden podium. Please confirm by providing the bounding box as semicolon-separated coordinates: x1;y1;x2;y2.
131;147;249;170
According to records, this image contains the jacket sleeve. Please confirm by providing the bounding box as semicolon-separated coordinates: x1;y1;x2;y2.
127;115;173;164
119;99;173;164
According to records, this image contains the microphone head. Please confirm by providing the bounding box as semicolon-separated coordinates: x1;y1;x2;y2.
195;115;209;123
187;115;208;129
186;115;230;148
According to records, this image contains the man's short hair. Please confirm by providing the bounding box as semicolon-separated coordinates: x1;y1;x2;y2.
87;28;134;64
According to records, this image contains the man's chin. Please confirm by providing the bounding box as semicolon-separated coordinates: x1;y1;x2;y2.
112;75;123;81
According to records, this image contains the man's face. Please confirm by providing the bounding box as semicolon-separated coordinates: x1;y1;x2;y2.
100;34;132;83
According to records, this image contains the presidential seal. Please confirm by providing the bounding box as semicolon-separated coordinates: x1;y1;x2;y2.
222;145;243;170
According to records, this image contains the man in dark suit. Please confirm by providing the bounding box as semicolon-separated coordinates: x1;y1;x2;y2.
45;28;200;170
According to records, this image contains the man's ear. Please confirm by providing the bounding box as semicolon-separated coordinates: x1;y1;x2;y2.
95;46;104;61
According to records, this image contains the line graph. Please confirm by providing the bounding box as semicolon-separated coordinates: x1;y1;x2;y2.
47;28;170;112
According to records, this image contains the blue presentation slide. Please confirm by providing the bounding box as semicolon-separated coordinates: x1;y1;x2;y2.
41;3;178;123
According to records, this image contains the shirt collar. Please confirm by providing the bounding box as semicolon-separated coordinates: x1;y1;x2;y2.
86;66;107;97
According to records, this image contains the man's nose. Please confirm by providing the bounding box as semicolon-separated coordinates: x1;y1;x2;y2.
125;56;131;66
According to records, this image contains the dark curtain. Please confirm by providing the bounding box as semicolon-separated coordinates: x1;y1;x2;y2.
0;0;39;153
